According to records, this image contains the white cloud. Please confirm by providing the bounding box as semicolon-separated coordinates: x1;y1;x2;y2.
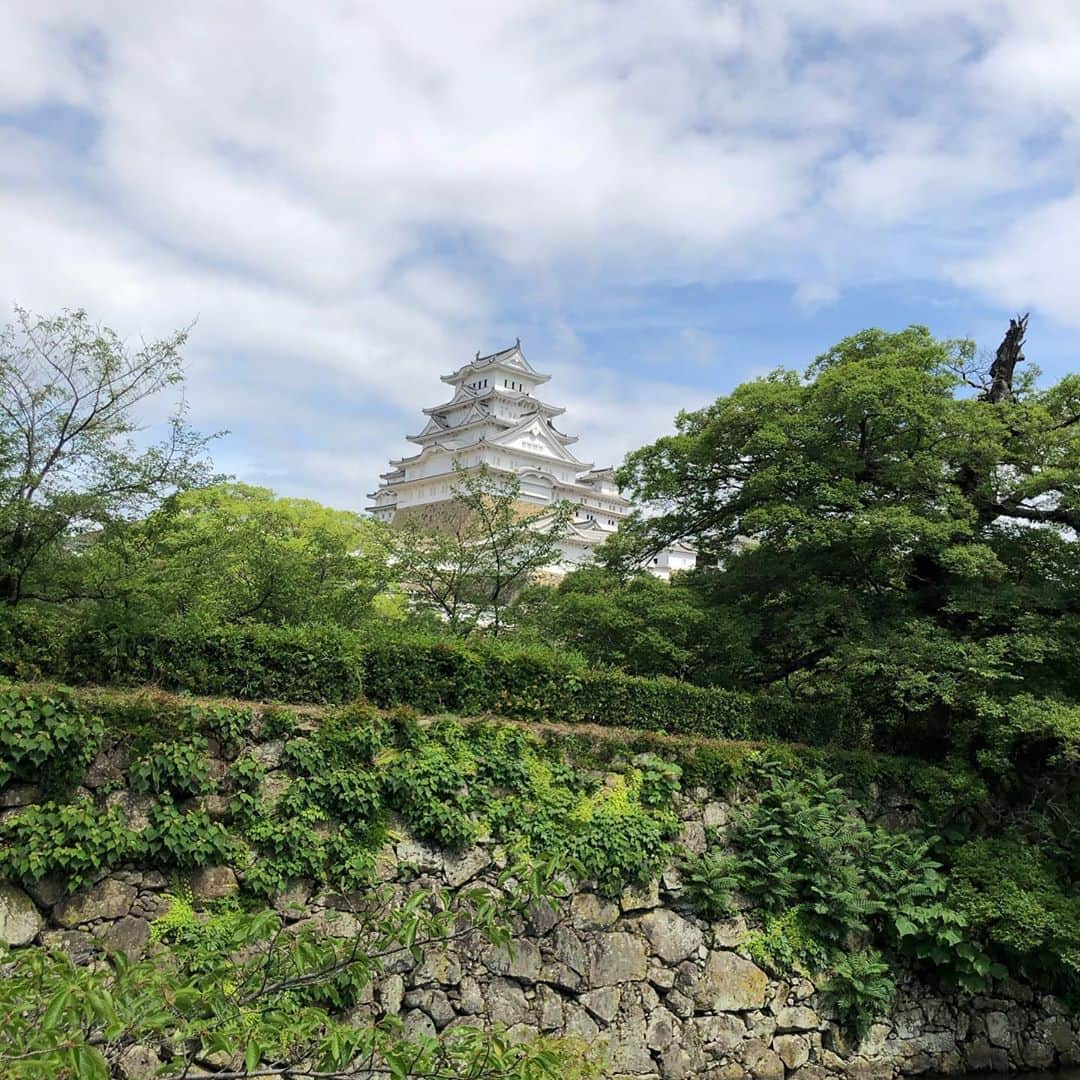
950;192;1080;327
0;0;1078;508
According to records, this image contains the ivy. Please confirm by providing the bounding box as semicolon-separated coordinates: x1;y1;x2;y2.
0;797;133;891
129;738;213;798
141;799;234;870
0;685;101;795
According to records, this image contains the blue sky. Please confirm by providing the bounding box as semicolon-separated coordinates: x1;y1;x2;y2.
2;1;1079;509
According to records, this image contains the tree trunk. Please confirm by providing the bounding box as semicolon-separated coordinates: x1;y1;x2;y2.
983;314;1029;403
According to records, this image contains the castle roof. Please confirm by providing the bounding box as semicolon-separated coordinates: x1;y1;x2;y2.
441;341;550;386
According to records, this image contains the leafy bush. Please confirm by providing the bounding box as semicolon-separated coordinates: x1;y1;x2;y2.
129;737;213;797
228;752;266;792
150;887;253;973
949;837;1080;990
60;622;365;703
141;800;234;869
704;768;1004;994
743;909;831;977
0;798;133;891
563;772;678;897
259;704;298;739
382;740;479;849
731;770;886;945
0;685;101;794
28;622;770;742
195;704;252;758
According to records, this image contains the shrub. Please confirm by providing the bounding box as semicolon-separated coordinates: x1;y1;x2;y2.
0;685;101;794
196;704;253;758
129;738;213;798
60;622;365;703
141;800;234;869
563;772;678;897
0;798;133;891
382;741;478;849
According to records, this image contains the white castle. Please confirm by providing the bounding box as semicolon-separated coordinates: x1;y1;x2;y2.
367;342;695;578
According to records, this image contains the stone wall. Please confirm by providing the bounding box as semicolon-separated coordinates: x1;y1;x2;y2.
2;746;1078;1079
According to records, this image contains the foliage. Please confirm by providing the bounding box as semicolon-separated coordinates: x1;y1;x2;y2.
59;621;366;703
562;771;679;897
0;879;599;1080
0;684;101;793
678;841;739;919
0;797;133;891
821;950;896;1040
141;800;234;870
612;323;1080;758
743;909;832;977
383;739;479;849
512;566;731;681
949;837;1080;989
128;737;213;797
81;482;394;631
388;463;573;635
259;704;298;739
148;887;249;973
0;306;213;607
196;703;252;758
703;769;1006;994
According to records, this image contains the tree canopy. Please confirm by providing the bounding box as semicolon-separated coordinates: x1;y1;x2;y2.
606;322;1080;749
0;308;212;606
81;482;394;630
389;465;572;635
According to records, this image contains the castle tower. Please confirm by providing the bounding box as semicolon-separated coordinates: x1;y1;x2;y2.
367;342;695;576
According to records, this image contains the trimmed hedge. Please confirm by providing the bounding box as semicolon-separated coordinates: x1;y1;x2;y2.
56;623;365;705
5;620;763;741
360;636;759;737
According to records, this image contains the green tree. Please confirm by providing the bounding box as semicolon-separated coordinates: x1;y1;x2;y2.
0;307;212;606
613;320;1080;751
513;566;739;681
0;878;598;1079
83;482;395;629
391;465;572;635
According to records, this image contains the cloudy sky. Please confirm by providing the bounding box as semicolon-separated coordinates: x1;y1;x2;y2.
2;1;1079;509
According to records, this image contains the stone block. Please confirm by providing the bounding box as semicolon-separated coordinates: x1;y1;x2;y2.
775;1005;823;1032
444;847;491;888
694;1012;746;1053
570;892;619;930
188;865;238;900
640;909;703;964
620;879;660;912
646;1005;677;1051
0;882;42;945
775;1033;811;1070
485;938;541;983
589;931;647;986
486;977;530;1027
581;986;622;1024
99;916;150;956
54;878;136;928
0;783;39;807
537;984;564;1030
695;950;769;1012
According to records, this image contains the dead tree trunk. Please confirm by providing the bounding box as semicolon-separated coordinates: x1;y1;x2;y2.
983;313;1029;403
